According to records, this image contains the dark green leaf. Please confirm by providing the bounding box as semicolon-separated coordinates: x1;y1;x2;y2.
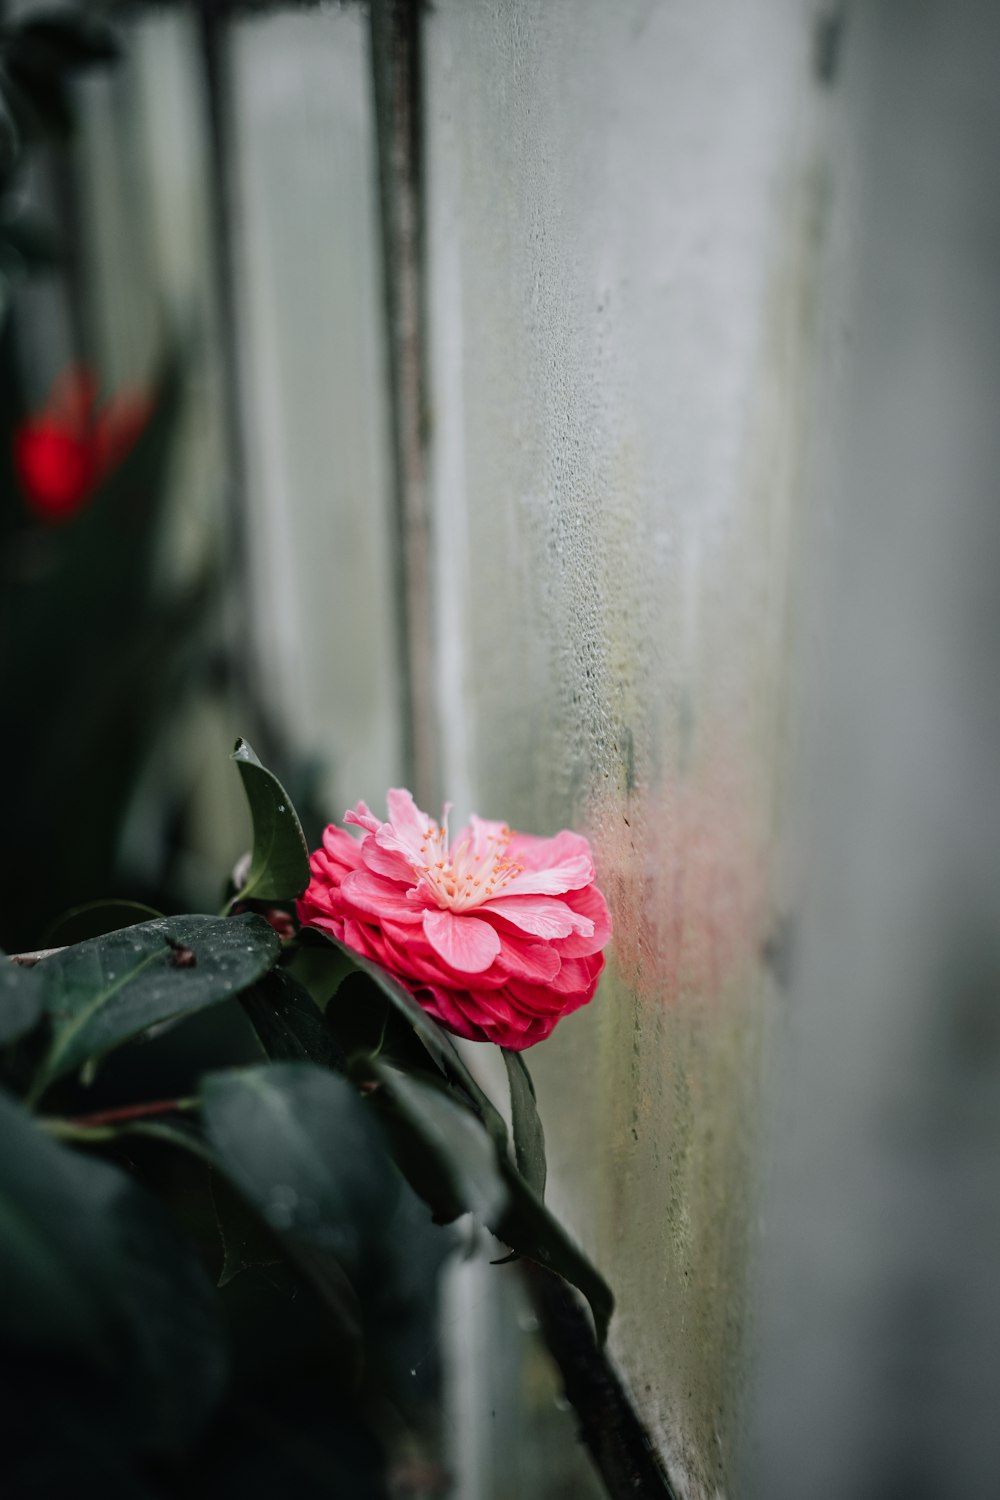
324;969;431;1074
324;938;509;1149
496;1169;614;1348
365;1058;609;1342
230;738;310;904
0;1088;226;1452
240;966;346;1070
364;1060;608;1338
29;913;280;1101
211;1169;281;1288
365;1059;509;1226
286;927;355;1004
502;1048;547;1198
0;953;43;1044
200;1062;396;1287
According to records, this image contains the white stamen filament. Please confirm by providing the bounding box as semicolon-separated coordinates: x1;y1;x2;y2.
413;820;524;912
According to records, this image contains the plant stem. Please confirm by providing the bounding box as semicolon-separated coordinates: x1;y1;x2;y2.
48;1096;198;1130
522;1263;679;1499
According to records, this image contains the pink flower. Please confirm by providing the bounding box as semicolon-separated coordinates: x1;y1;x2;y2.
297;790;612;1050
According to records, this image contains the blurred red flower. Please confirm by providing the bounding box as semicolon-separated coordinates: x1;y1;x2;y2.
14;365;151;522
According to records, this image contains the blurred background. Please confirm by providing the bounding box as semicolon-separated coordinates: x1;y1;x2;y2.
2;0;999;1496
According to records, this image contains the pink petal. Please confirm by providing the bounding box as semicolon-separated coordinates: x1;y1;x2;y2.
492;855;595;898
479;894;592;940
466;813;509;856
494;937;562;984
511;829;595;876
418;986;488;1044
321;824;364;864
359;834;415;884
343;801;381;835
297;911;344;941
422;908;501;974
557;883;613;957
547;953;601;995
340;917;387;962
501;1017;556;1050
379;923;506;988
341;869;424;924
387;788;435;849
469;990;536;1030
499;979;578;1014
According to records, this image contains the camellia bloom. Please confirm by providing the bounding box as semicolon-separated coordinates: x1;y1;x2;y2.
14;365;151;522
297;790;612;1050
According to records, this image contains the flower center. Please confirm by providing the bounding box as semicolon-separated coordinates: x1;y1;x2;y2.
413;819;524;913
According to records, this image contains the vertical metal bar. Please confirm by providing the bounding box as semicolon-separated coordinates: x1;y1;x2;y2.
195;0;272;753
370;0;438;809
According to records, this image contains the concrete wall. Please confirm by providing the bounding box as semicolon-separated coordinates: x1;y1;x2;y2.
421;3;831;1492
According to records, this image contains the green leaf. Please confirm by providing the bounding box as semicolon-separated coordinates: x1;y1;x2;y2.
0;954;43;1045
365;1059;509;1226
230;738;310;905
496;1169;614;1348
240;966;346;1071
0;1087;226;1452
29;913;280;1102
324;938;509;1150
324;969;432;1074
200;1062;397;1290
211;1169;281;1288
502;1049;547;1198
366;1058;609;1343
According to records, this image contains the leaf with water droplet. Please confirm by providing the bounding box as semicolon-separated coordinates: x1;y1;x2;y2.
28;914;281;1103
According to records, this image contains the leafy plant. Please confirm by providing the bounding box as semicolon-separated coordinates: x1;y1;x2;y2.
0;739;615;1497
